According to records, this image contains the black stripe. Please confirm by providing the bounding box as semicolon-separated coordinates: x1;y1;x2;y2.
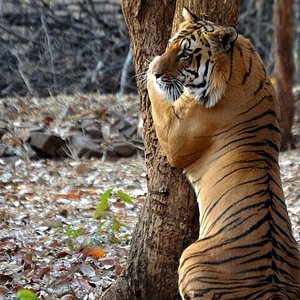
242;53;252;84
223;201;267;223
200;249;262;266
194;109;280;140
236;123;281;136
213;135;256;154
172;106;180;119
228;45;234;81
239;252;273;265
240;150;278;166
235;109;280;128
227;238;270;251
195;52;202;71
254;79;265;96
200;174;268;227
244;140;279;153
180;213;260;281
182;271;273;295
215;190;267;223
212;165;269;187
183;66;199;77
238;95;274;116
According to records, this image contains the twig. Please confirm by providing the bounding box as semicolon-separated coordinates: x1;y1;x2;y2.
10;49;35;96
41;15;56;86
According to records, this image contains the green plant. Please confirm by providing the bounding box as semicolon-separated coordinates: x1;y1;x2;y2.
17;289;38;300
55;224;85;251
94;189;133;245
54;189;134;250
65;225;85;239
65;225;85;250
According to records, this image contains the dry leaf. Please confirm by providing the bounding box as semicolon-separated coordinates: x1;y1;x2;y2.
54;193;81;200
82;246;105;259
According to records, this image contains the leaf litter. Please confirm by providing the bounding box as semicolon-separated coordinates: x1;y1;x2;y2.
0;94;299;299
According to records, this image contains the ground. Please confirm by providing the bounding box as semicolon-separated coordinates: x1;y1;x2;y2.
0;94;299;300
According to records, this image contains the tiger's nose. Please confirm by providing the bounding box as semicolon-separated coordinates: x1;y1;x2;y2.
154;72;163;79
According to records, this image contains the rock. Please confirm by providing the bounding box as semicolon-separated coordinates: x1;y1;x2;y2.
121;126;137;139
0;128;6;139
0;144;7;157
70;135;102;159
0;156;22;164
0;144;16;157
111;143;136;158
114;119;132;131
4;145;16;157
28;132;66;158
109;111;121;124
84;126;103;140
80;118;95;129
15;124;44;132
16;124;44;141
26;147;38;159
103;148;119;161
79;116;103;140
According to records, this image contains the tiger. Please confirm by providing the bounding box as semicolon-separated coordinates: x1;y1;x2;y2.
147;7;300;300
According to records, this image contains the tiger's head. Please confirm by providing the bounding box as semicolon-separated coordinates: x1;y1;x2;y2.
149;7;238;108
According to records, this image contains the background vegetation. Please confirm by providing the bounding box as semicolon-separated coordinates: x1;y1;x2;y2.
1;0;300;98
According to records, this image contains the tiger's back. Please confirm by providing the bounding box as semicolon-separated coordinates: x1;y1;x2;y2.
147;7;300;300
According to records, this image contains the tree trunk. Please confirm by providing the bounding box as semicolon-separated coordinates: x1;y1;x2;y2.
173;0;239;30
101;1;239;300
274;0;295;150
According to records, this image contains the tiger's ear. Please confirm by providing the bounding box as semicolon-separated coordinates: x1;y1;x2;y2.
205;25;238;52
182;7;199;23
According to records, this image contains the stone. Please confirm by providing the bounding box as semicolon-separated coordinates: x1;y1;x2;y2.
80;118;95;130
79;116;103;140
121;126;137;139
114;119;132;131
4;145;16;157
28;132;66;158
111;143;136;158
0;156;22;164
0;128;6;139
15;124;44;132
70;135;102;159
103;148;119;161
84;127;103;140
0;144;16;157
0;144;7;157
16;124;44;141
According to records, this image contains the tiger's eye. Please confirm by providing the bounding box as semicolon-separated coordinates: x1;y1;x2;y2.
179;52;190;60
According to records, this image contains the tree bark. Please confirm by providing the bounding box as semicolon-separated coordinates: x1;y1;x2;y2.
173;0;239;30
274;0;295;150
101;1;239;300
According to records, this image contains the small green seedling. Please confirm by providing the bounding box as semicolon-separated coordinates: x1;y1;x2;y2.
94;189;133;244
17;289;38;300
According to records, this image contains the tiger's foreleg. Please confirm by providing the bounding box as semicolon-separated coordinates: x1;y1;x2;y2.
147;60;197;167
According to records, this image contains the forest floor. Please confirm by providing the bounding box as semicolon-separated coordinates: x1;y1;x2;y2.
0;94;299;300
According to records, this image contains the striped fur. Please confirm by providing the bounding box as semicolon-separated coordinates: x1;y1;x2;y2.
147;8;300;300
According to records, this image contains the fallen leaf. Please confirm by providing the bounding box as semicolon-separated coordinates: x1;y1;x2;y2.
54;193;81;200
0;274;13;285
82;246;105;259
79;264;96;278
35;266;52;280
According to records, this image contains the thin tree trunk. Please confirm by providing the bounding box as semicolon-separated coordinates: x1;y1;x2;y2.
101;1;239;299
274;0;295;150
